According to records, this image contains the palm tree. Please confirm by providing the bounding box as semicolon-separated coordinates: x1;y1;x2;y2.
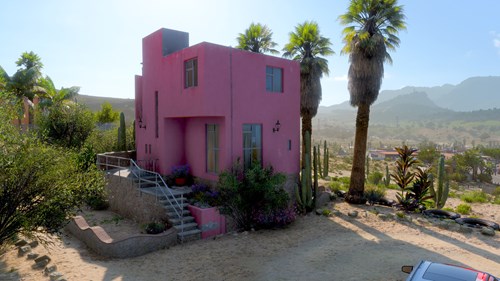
38;76;79;110
236;23;279;55
339;0;406;203
283;21;333;169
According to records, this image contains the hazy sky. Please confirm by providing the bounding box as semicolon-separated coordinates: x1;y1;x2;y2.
1;0;499;106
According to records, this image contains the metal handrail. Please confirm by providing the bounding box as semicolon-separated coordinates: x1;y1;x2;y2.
96;154;183;220
129;159;182;219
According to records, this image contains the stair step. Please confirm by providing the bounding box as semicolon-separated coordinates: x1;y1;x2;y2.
177;229;201;242
170;216;195;225
167;209;191;217
159;199;188;206
173;222;199;232
163;203;189;211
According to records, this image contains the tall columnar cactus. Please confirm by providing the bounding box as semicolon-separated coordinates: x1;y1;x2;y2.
313;145;319;208
117;112;126;151
296;131;313;212
318;144;323;179
430;155;449;209
384;164;390;187
365;156;370;180
323;140;329;178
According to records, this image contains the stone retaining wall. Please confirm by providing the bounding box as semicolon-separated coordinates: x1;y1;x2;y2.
66;216;177;258
106;174;168;225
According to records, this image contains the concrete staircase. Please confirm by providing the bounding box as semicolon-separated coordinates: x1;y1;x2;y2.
134;174;201;242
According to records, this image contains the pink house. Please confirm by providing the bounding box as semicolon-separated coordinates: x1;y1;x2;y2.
135;28;300;181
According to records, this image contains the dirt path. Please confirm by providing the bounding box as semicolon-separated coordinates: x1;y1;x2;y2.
1;198;499;281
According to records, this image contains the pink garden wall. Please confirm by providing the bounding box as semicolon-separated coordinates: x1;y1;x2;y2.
136;28;300;181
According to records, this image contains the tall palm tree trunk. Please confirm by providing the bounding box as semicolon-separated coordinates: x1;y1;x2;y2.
301;115;312;170
347;103;370;204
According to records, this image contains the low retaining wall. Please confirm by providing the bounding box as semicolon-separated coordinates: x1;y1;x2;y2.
66;216;177;258
106;174;168;224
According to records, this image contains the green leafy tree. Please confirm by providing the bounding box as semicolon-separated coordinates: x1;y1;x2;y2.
236;23;279;55
417;141;440;166
339;0;406;204
36;103;95;149
0;103;105;245
95;102;120;124
283;21;333;169
454;149;482;181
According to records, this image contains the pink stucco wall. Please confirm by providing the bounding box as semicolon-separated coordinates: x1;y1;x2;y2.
136;28;300;180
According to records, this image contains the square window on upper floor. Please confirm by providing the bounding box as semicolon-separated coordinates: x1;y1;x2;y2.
266;66;282;93
185;58;198;88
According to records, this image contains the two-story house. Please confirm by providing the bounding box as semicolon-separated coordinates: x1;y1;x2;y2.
135;28;300;182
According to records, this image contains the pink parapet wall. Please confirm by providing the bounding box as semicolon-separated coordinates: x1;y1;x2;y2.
135;28;300;180
187;205;226;239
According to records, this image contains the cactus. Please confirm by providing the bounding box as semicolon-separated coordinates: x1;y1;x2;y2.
117;112;126;151
383;164;390;187
430;155;449;209
365;156;370;181
296;131;313;212
323;140;329;178
313;145;318;208
318;144;323;179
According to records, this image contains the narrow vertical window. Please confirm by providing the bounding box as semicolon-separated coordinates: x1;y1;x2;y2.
266;66;283;92
184;58;198;88
206;124;219;173
155;91;158;138
243;124;262;169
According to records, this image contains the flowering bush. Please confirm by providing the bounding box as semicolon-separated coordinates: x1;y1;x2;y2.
171;164;190;178
217;161;295;230
252;205;297;228
188;184;220;208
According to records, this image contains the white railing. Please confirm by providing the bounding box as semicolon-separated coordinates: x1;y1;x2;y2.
96;154;183;220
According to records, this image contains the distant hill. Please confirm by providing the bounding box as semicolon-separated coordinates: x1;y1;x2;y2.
77;94;135;123
375;76;500;111
435;76;500;111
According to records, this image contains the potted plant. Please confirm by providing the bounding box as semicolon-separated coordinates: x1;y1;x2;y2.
171;164;190;186
186;184;225;239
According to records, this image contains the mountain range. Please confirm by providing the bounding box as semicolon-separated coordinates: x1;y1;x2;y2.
318;76;500;124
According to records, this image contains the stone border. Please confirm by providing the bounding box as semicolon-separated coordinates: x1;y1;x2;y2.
66;216;177;258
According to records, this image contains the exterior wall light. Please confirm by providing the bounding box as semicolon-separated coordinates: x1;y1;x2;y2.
273;120;281;133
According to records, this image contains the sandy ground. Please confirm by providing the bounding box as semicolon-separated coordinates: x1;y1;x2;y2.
1;193;499;281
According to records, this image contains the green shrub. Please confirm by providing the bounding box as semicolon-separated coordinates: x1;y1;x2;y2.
364;186;386;204
329;181;347;193
448;191;458;198
145;222;166;234
455;203;471;215
217;162;295;230
368;171;384;185
460;190;489;203
493;187;500;197
493;197;500;205
442;207;454;212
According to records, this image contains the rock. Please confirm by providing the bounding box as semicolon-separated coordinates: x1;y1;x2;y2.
49;272;63;281
34;255;51;264
316;192;331;207
27;252;39;259
315;209;324;215
44;265;57;275
348;211;358;218
28;241;39;248
458;225;473;234
377;214;389;221
481;227;496;236
18;245;31;255
14;240;28;247
332;209;342;216
317;185;326;193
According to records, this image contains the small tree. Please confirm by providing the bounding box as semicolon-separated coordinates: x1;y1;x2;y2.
36;103;94;149
95;102;119;124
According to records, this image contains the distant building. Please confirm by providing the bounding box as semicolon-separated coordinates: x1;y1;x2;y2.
135;28;301;181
